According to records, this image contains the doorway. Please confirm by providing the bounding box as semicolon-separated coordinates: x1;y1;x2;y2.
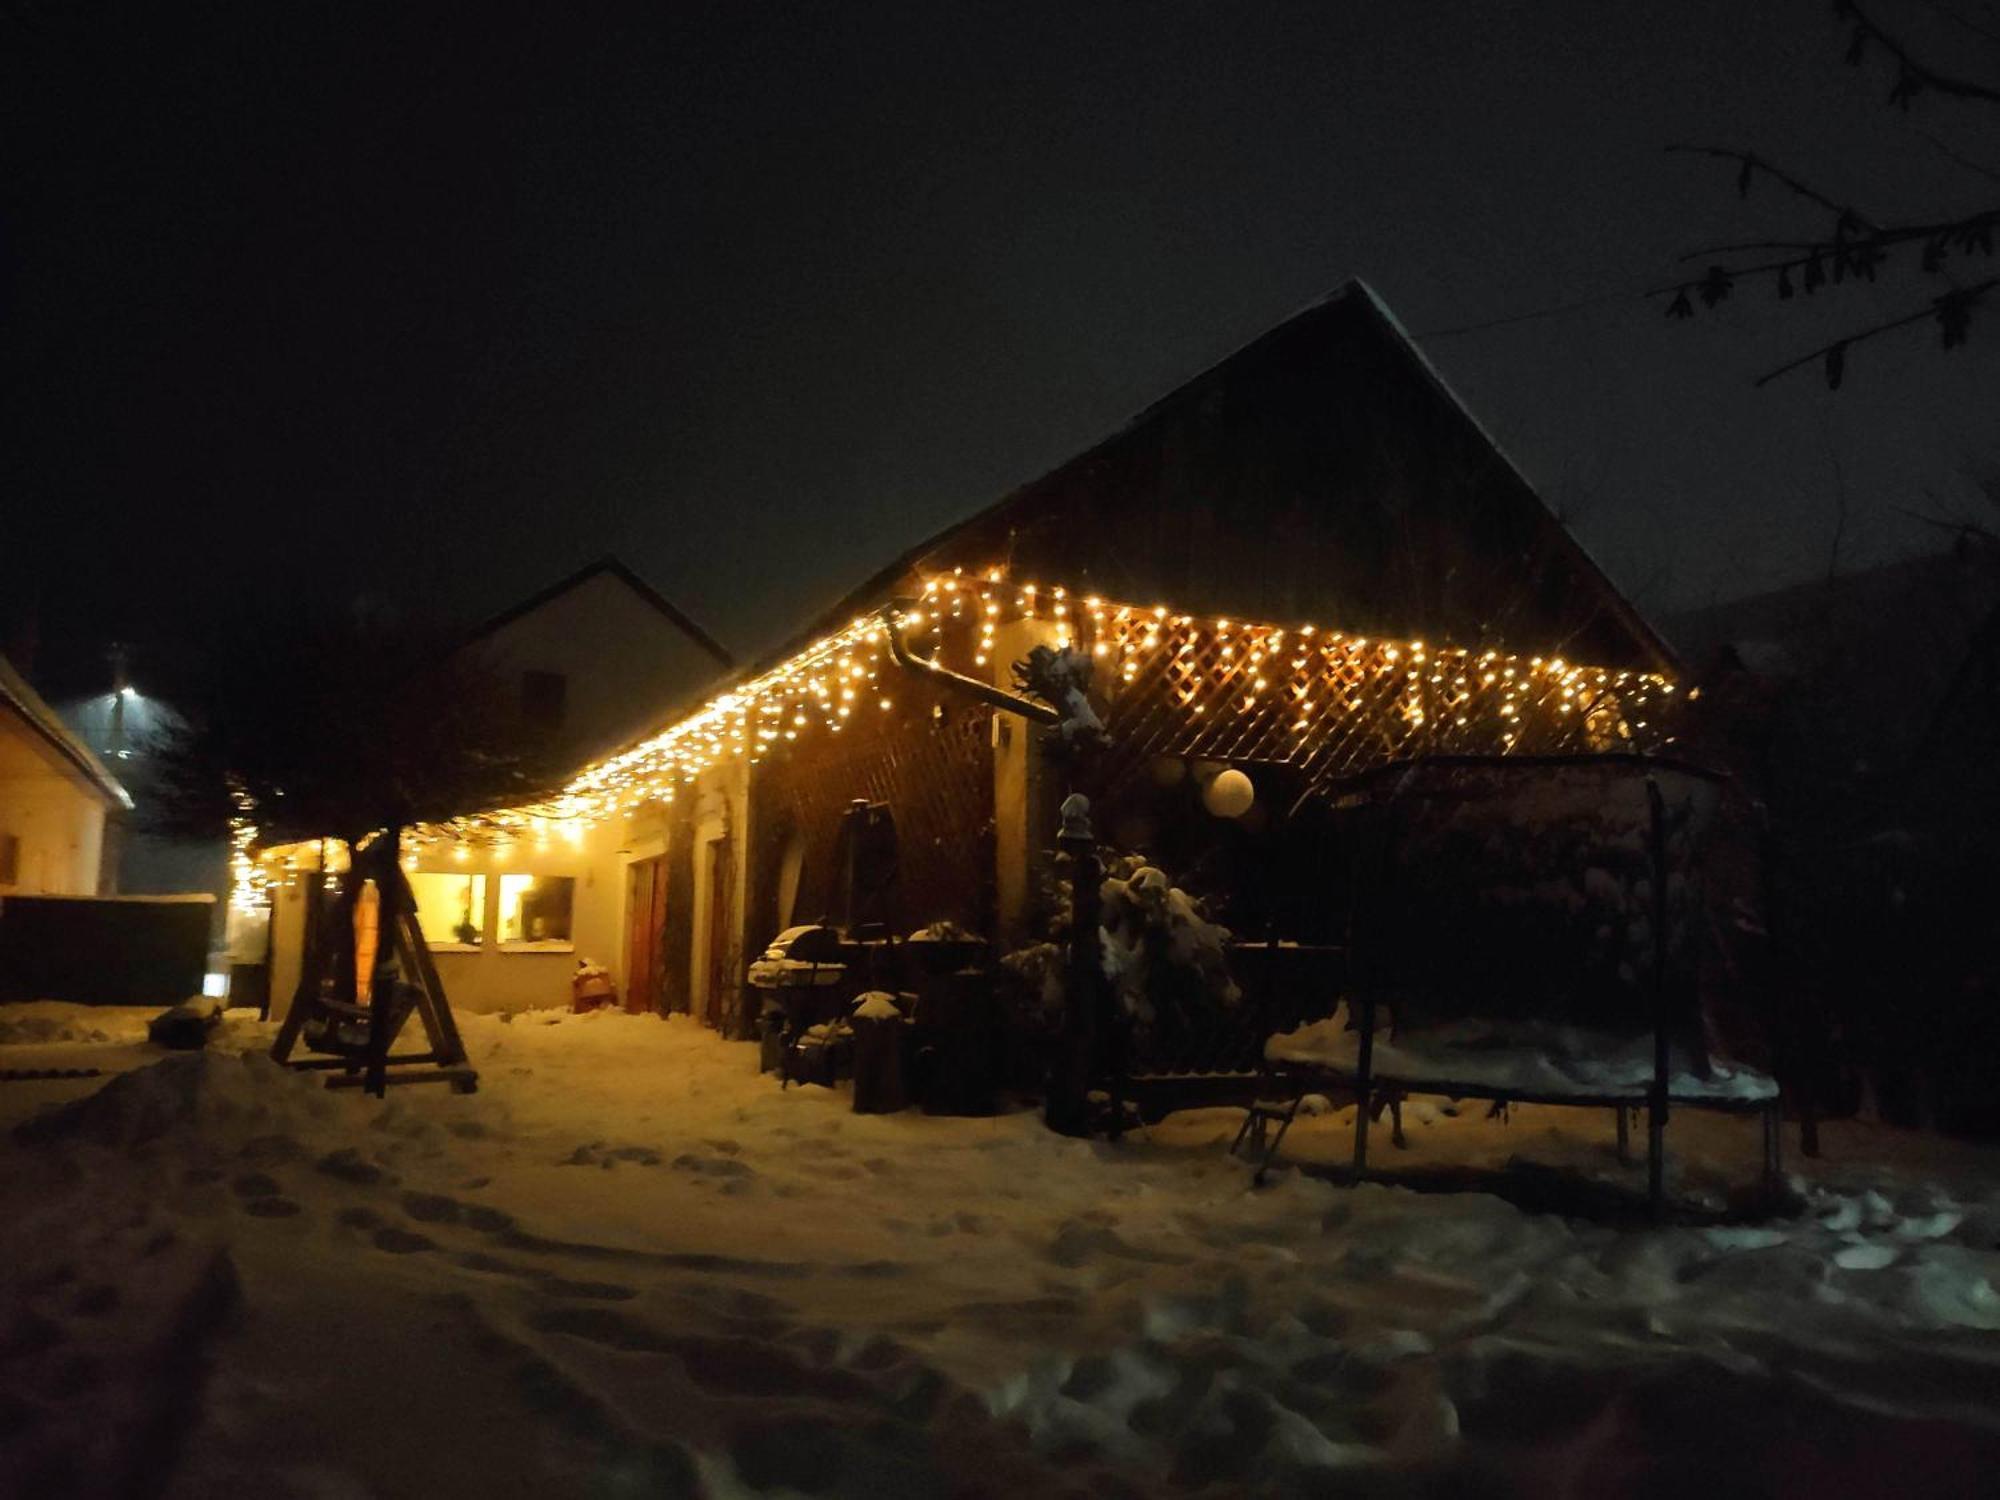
625;855;667;1014
702;835;735;1028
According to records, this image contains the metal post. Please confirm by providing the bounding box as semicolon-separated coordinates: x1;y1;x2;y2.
1046;793;1101;1136
1352;991;1376;1176
1646;777;1670;1219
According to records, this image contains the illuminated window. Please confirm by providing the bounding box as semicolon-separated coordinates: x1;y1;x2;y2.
499;874;575;949
410;872;487;948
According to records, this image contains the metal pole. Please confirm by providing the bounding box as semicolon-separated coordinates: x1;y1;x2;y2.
1047;793;1100;1136
1646;776;1670;1219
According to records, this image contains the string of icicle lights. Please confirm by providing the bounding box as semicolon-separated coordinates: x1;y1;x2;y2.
237;564;1677;894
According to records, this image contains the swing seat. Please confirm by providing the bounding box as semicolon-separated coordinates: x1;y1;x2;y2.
301;982;420;1058
272;841;478;1097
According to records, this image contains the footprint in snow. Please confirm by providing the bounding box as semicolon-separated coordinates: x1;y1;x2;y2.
237;1134;304;1167
1045;1219;1189;1269
315;1147;388;1185
372;1226;435;1255
233;1174;304;1214
0;1308;66;1358
671;1153;753;1179
398;1191;515;1234
947;1295;1083;1330
563;1143;662;1169
401;1191;463;1223
533;1275;639;1302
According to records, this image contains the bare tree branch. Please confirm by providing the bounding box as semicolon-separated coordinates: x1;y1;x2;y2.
1653;207;1999;310
1842;0;2000;106
1914;0;2000;51
1675;239;1845;261
1667;143;1879;225
1914;126;2000;186
1750;276;1998;387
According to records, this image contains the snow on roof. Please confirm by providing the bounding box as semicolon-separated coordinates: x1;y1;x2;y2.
0;651;132;810
464;556;734;668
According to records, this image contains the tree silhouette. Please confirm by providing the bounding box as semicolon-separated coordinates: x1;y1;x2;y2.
1661;1;1999;387
150;603;560;852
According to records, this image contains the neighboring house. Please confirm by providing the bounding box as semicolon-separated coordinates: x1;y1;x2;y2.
1665;545;2000;818
258;281;1679;1026
460;556;737;770
254;557;734;1014
0;652;131;896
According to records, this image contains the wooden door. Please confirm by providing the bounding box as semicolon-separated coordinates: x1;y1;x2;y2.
703;836;735;1027
625;857;666;1014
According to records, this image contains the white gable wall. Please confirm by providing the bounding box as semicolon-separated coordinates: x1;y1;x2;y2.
471;569;727;767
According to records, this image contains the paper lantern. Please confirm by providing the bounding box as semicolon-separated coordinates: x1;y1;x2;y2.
1203;767;1255;819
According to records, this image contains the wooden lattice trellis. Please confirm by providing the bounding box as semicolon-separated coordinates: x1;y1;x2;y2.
1086;606;1678;788
748;669;997;941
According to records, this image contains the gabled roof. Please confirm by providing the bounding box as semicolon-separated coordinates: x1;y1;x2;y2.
0;652;132;810
466;556;735;668
551;281;1679;792
773;278;1675;679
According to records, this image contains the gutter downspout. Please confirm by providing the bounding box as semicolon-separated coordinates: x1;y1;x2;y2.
879;604;1059;726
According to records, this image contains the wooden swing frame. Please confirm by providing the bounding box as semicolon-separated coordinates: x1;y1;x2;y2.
270;826;477;1097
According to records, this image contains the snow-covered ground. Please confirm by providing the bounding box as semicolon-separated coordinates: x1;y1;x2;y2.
4;1006;2000;1498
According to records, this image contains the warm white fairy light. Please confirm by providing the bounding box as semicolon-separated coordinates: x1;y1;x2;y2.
228;813;269;915
244;565;1676;866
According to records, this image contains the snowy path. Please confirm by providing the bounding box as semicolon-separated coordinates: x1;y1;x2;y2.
4;1008;2000;1497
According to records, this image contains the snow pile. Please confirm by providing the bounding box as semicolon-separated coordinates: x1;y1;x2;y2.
12;1048;336;1150
1268;1005;1778;1101
852;992;904;1022
0;1001;153;1046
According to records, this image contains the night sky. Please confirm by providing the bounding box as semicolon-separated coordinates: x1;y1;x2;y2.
7;0;1997;692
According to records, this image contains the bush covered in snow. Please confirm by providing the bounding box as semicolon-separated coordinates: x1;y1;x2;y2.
999;854;1240;1061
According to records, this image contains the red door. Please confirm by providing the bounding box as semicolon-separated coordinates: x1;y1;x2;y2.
625;857;667;1014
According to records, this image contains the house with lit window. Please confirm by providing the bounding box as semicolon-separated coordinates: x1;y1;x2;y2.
251;281;1679;1035
254;557;734;1016
460;555;737;770
1;651;131;896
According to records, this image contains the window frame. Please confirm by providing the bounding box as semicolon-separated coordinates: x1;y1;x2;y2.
408;869;492;952
495;871;578;955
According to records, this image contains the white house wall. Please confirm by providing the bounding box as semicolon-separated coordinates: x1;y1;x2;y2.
0;715;110;895
684;757;751;1023
471;569;729;766
421;820;627;1014
266;820;629;1021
